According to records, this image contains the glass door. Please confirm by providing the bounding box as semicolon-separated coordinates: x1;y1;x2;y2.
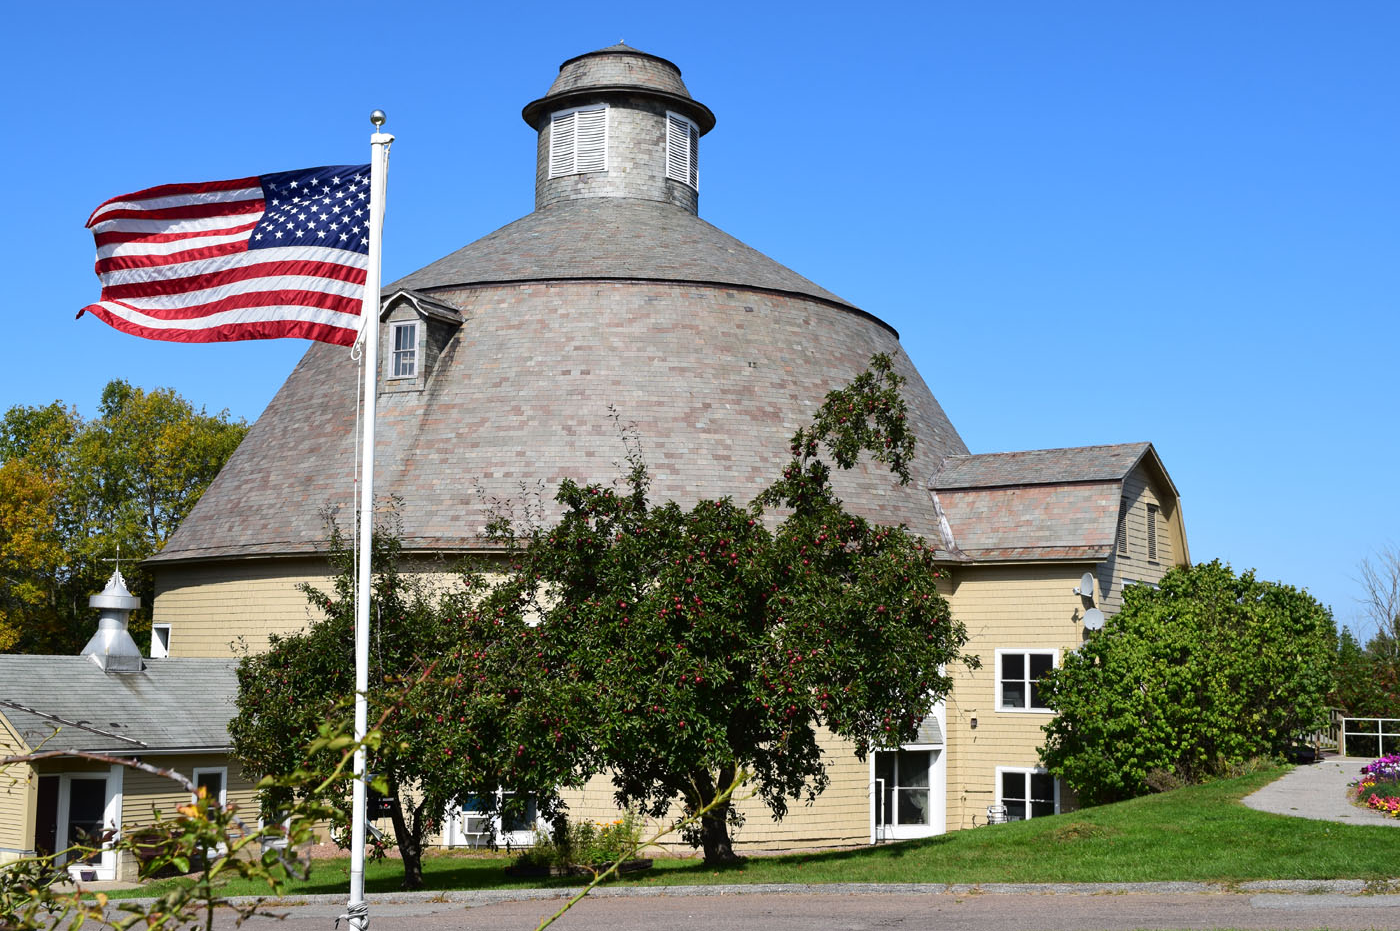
874;749;938;840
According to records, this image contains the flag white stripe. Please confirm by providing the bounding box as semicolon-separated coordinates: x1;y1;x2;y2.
87;185;265;223
98;245;368;287
93;300;360;331
90;209;266;238
113;274;364;310
96;227;260;260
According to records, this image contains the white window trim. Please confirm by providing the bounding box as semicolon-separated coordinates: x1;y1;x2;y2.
55;766;123;881
443;788;544;849
150;623;171;658
389;321;418;380
665;111;699;190
994;648;1058;714
190;766;229;856
868;699;946;843
995;765;1060;821
548;105;609;178
191;767;228;807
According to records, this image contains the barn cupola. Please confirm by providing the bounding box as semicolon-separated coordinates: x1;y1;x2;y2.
80;569;144;674
522;44;716;214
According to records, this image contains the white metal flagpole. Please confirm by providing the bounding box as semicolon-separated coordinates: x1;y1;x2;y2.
347;109;393;931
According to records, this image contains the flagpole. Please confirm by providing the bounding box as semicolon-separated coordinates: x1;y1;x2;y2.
348;110;392;931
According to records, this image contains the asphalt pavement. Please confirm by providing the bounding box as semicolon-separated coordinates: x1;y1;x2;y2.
1243;756;1398;826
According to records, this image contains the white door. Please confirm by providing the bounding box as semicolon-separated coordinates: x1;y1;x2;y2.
872;747;944;841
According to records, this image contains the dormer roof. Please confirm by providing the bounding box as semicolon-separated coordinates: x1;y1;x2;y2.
379;288;465;324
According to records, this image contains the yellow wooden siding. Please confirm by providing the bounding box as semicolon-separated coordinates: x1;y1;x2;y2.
0;714;35;858
942;564;1087;830
551;727;871;852
1096;465;1186;618
154;558;488;658
154;558;334;658
118;754;259;834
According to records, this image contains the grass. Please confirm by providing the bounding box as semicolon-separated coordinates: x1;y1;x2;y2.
110;766;1400;900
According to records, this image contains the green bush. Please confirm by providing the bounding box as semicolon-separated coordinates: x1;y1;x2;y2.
514;810;645;871
1040;561;1333;805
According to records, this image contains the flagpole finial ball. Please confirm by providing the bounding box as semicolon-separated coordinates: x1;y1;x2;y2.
370;110;387;127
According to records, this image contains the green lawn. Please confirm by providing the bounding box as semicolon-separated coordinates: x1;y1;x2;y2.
113;766;1398;900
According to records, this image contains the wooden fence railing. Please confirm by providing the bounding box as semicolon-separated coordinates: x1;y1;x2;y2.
1340;716;1400;758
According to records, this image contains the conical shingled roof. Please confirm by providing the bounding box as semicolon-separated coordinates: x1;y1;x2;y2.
388;197;855;307
150;48;967;565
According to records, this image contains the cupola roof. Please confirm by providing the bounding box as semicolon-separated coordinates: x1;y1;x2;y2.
522;43;715;133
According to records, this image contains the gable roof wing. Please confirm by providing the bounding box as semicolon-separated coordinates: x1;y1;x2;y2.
929;442;1178;563
0;657;238;753
931;442;1156;490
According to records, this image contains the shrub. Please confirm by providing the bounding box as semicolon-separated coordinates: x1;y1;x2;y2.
512;810;645;872
1040;561;1334;805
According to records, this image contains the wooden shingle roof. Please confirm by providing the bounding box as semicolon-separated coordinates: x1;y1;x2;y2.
930;443;1176;563
388;197;856;310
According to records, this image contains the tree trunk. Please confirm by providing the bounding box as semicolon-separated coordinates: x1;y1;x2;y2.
698;803;741;864
386;785;424;890
692;767;743;866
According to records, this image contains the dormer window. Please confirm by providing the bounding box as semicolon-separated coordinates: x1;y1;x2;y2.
549;106;607;177
666;112;699;189
390;322;417;379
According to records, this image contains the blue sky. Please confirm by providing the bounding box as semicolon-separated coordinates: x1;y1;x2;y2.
4;1;1396;630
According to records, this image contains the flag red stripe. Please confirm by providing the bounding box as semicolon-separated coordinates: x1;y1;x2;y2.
80;303;358;346
94;220;262;249
91;198;266;223
96;240;250;274
85;176;261;226
101;259;366;299
100;289;363;322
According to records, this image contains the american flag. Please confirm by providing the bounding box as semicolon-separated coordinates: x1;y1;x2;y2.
80;165;373;346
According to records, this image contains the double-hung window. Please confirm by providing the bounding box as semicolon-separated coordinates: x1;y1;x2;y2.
549;106;607;177
997;767;1058;821
996;649;1055;712
390;322;417;379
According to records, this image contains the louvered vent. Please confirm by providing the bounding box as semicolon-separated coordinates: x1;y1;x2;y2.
666;112;698;189
1117;499;1129;556
1147;504;1159;562
549;106;607;178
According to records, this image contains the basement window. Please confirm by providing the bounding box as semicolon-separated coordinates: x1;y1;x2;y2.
997;767;1059;821
666;112;699;189
549;106;608;177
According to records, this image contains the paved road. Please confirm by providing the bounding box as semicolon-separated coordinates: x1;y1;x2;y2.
151;889;1400;930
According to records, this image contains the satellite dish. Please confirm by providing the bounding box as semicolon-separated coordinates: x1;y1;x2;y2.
1074;572;1095;599
1083;608;1105;631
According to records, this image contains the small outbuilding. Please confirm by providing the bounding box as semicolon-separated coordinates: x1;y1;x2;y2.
0;571;250;881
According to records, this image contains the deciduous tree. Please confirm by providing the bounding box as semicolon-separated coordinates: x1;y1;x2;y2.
229;515;545;890
0;383;246;654
480;355;977;863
